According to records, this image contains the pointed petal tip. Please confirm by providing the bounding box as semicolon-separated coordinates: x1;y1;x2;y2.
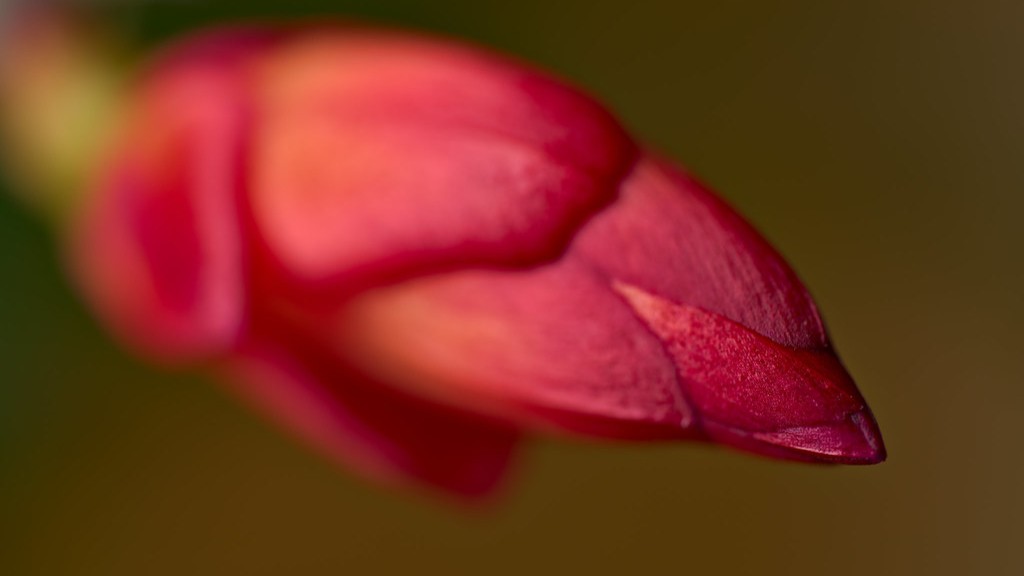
745;405;888;463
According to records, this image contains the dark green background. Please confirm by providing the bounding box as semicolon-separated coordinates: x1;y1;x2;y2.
2;1;1021;574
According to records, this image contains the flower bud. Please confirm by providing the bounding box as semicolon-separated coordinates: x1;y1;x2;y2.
7;22;885;498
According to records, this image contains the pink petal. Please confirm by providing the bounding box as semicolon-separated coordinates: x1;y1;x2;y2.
336;154;884;462
65;22;884;484
575;157;828;349
248;33;635;286
73;59;249;360
613;282;884;462
338;258;695;439
223;335;520;498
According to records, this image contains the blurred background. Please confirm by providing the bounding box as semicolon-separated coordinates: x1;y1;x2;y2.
1;0;1021;574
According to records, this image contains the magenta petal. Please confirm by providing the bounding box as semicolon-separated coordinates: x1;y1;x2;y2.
576;157;828;349
702;409;885;464
73;63;247;359
614;282;885;463
749;410;885;463
224;337;520;498
339;259;695;438
56;22;885;501
249;34;635;285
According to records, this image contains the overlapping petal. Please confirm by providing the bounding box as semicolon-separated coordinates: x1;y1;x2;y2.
249;32;635;287
337;258;695;438
226;334;519;498
74;55;248;359
61;23;885;499
335;155;884;462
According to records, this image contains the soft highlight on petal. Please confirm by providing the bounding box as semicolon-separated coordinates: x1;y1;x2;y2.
338;259;694;438
249;32;636;286
43;21;885;500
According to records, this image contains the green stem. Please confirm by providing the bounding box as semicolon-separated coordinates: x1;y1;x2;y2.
0;9;130;230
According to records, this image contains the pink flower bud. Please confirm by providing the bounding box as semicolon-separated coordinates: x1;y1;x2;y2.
66;25;884;498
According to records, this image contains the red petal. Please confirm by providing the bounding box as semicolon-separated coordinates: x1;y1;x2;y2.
73;59;248;360
613;281;884;463
575;157;828;349
335;153;885;462
613;282;860;429
223;336;520;499
338;258;695;438
249;33;635;286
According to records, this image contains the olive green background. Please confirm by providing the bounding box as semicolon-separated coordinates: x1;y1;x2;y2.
2;1;1021;574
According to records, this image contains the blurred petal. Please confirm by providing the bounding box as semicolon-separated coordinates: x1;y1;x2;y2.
224;336;520;498
73;59;248;359
48;20;884;501
339;258;695;439
249;32;636;286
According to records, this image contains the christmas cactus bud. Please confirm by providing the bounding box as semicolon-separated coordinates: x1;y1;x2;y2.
0;16;884;500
